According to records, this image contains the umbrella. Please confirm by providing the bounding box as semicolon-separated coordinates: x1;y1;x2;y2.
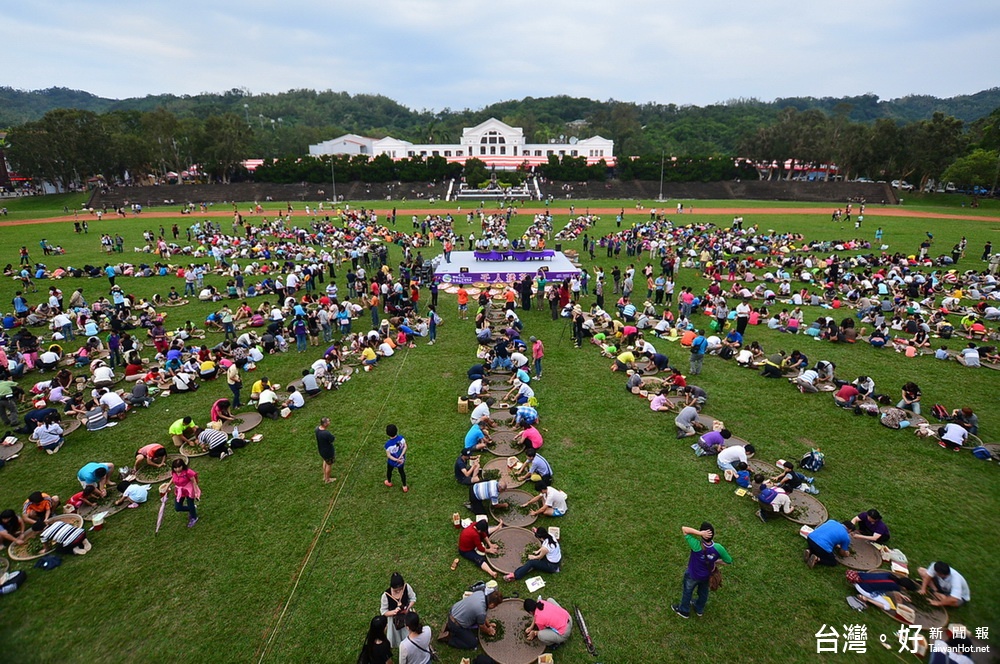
155;487;169;535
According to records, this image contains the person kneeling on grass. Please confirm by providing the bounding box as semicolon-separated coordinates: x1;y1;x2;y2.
693;428;731;456
505;527;562;581
804;519;852;568
458;520;504;579
256;384;280;419
27;518;92;555
674;405;702;439
523;597;573;648
169;417;199;448
439;585;504;649
523;481;567;518
113;481;149;509
198;421;244;459
754;475;793;523
133;443;167;474
717;444;754;472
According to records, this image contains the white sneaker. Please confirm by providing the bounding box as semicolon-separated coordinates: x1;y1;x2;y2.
106;422;117;427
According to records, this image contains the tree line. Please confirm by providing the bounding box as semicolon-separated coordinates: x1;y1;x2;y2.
3;92;1000;191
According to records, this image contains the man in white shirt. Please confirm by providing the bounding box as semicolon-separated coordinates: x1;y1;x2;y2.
98;389;127;418
957;343;981;367
469;398;495;426
717;444;755;472
937;422;968;451
918;561;970;607
92;363;115;388
524;482;568;517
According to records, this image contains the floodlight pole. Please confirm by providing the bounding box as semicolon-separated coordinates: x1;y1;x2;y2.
658;151;665;202
331;159;337;204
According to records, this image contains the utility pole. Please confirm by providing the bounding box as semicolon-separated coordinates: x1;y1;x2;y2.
331;159;337;204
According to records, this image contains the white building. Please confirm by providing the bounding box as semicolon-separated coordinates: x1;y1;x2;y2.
308;118;614;168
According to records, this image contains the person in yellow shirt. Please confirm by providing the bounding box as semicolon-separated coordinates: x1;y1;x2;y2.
361;345;378;368
249;377;271;402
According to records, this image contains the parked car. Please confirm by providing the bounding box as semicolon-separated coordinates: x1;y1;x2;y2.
945;182;957;193
891;180;914;191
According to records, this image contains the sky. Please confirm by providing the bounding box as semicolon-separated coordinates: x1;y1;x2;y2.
4;0;999;111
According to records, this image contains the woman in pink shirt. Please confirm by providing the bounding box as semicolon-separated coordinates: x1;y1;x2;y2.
523;597;572;646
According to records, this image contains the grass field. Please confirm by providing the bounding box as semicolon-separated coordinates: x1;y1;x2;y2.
0;195;997;664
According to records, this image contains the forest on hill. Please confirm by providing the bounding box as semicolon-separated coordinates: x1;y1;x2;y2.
3;87;1000;194
3;86;1000;156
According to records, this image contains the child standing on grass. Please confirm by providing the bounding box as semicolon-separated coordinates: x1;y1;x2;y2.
531;336;544;379
384;424;408;493
166;458;201;527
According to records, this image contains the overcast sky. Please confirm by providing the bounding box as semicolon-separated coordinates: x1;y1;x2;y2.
5;0;998;110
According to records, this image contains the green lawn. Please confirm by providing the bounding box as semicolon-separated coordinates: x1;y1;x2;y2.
0;197;997;663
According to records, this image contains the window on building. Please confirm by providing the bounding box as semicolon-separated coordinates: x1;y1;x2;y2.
480;146;486;155
546;150;553;156
360;146;368;155
559;150;565;156
432;150;439;156
457;150;463;156
408;151;415;157
490;146;496;155
420;151;427;157
500;146;506;155
535;150;542;157
571;150;577;157
444;151;451;157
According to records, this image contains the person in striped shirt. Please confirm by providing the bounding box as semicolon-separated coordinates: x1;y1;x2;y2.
29;519;92;555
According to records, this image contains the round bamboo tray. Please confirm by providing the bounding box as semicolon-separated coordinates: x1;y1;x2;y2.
479;599;547;664
839;538;884;571
490;489;537;528
486;526;538;575
486;429;523;457
8;514;84;561
221;411;263;434
482;456;526;489
0;441;24;460
781;492;828;527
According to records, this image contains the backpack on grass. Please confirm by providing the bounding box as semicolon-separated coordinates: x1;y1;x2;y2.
930;404;949;421
799;449;825;472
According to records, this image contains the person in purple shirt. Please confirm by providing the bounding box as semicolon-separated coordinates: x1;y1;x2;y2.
671;522;733;618
693;429;731;456
805;519;852;568
850;509;890;544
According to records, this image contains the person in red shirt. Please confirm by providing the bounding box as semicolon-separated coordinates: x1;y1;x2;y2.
834;384;860;408
457;519;503;578
133;443;167;473
457;288;469;320
523;597;573;646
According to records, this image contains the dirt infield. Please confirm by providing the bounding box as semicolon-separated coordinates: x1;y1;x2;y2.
4;206;1000;227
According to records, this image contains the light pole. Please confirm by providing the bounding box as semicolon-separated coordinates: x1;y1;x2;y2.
243;103;250;128
658;150;665;202
331;159;337;204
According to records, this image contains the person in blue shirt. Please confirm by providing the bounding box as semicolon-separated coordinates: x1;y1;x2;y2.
464;421;490;452
805;519;852;568
723;330;743;350
689;330;707;376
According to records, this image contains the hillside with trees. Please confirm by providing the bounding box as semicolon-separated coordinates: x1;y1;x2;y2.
3;87;999;195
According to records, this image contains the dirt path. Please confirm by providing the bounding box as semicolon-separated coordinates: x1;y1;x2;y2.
3;205;999;227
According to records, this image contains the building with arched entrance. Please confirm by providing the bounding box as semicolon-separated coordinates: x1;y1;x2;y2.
309;118;613;168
